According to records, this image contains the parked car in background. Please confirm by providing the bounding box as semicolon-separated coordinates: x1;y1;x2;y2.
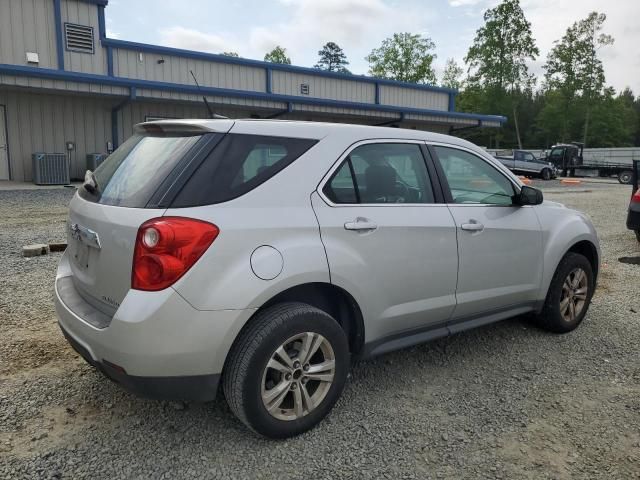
627;160;640;242
55;120;600;438
495;149;557;180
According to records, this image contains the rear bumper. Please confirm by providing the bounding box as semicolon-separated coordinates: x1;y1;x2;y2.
59;322;220;401
55;251;255;401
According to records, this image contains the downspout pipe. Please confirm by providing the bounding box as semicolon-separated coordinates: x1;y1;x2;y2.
111;87;136;149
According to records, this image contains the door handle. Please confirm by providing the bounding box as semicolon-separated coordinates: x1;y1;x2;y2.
344;217;378;232
461;220;484;232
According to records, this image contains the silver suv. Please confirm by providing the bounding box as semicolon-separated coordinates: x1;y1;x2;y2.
55;120;600;438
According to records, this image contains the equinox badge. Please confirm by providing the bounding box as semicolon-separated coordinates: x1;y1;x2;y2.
69;223;101;249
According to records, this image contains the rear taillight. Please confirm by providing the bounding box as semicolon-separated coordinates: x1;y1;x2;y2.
132;217;219;291
632;190;640;204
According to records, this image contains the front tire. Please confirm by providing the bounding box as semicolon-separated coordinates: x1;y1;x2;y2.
223;302;349;438
535;252;594;333
541;168;552;181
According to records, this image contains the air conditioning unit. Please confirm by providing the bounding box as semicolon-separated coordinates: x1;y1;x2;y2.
32;153;70;185
86;153;107;171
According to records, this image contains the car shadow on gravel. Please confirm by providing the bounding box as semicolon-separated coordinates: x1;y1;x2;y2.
67;313;550;440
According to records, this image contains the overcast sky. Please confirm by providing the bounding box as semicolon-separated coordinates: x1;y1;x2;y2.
104;0;640;93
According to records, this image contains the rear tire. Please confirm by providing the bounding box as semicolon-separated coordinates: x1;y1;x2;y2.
541;168;552;181
223;302;349;438
535;252;594;333
618;170;633;184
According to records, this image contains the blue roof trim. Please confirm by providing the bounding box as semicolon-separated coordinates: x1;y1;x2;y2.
80;0;108;5
101;38;458;95
0;64;506;124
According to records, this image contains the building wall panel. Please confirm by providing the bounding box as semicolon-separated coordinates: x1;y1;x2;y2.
0;74;128;96
117;101;211;145
60;0;107;74
0;0;58;69
135;88;284;110
0;89;113;181
113;49;266;92
379;85;449;111
271;71;375;103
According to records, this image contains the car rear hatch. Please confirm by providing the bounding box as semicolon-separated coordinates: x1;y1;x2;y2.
66;120;232;317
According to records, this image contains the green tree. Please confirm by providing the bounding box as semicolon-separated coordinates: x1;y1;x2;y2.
543;12;614;146
314;42;350;73
441;58;464;90
587;87;636;147
264;46;291;64
366;33;437;84
464;0;539;148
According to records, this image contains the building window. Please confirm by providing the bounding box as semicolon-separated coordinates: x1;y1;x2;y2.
300;83;310;95
64;23;95;54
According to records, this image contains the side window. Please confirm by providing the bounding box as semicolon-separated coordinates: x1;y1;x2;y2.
323;161;358;204
433;146;515;206
550;148;563;159
234;144;287;186
171;134;317;207
323;143;435;204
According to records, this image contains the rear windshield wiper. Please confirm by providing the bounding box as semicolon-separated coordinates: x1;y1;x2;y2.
83;169;100;195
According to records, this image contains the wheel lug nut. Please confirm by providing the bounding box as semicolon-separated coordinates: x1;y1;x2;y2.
285;373;292;381
301;377;307;384
293;361;301;369
290;383;297;390
303;364;309;371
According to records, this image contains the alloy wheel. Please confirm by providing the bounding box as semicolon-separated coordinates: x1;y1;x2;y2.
559;267;588;322
261;332;336;421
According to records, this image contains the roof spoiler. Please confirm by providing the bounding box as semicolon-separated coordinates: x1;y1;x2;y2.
134;119;234;135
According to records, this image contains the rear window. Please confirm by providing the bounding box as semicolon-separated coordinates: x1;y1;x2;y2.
80;133;203;207
170;134;317;207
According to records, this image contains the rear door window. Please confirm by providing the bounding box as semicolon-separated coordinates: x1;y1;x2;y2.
323;143;435;204
171;134;317;207
80;133;204;207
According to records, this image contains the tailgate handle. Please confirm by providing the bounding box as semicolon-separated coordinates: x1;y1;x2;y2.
344;217;378;232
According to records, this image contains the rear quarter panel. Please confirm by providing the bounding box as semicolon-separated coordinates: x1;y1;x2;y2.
165;129;361;311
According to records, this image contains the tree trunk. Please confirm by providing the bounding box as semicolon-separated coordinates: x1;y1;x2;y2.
512;103;523;149
582;107;590;148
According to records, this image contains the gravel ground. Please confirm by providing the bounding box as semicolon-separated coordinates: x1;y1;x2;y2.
0;184;639;479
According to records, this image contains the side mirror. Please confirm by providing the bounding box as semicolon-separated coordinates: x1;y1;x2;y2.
515;185;543;206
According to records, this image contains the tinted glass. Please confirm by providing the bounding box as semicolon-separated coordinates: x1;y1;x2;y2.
434;146;515;206
550;148;564;158
80;133;203;207
324;143;435;204
172;134;317;207
323;161;357;204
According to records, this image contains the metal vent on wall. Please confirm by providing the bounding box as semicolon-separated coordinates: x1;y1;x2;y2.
32;153;70;185
64;23;94;54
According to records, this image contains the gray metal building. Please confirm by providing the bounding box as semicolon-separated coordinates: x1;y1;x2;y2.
0;0;506;182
